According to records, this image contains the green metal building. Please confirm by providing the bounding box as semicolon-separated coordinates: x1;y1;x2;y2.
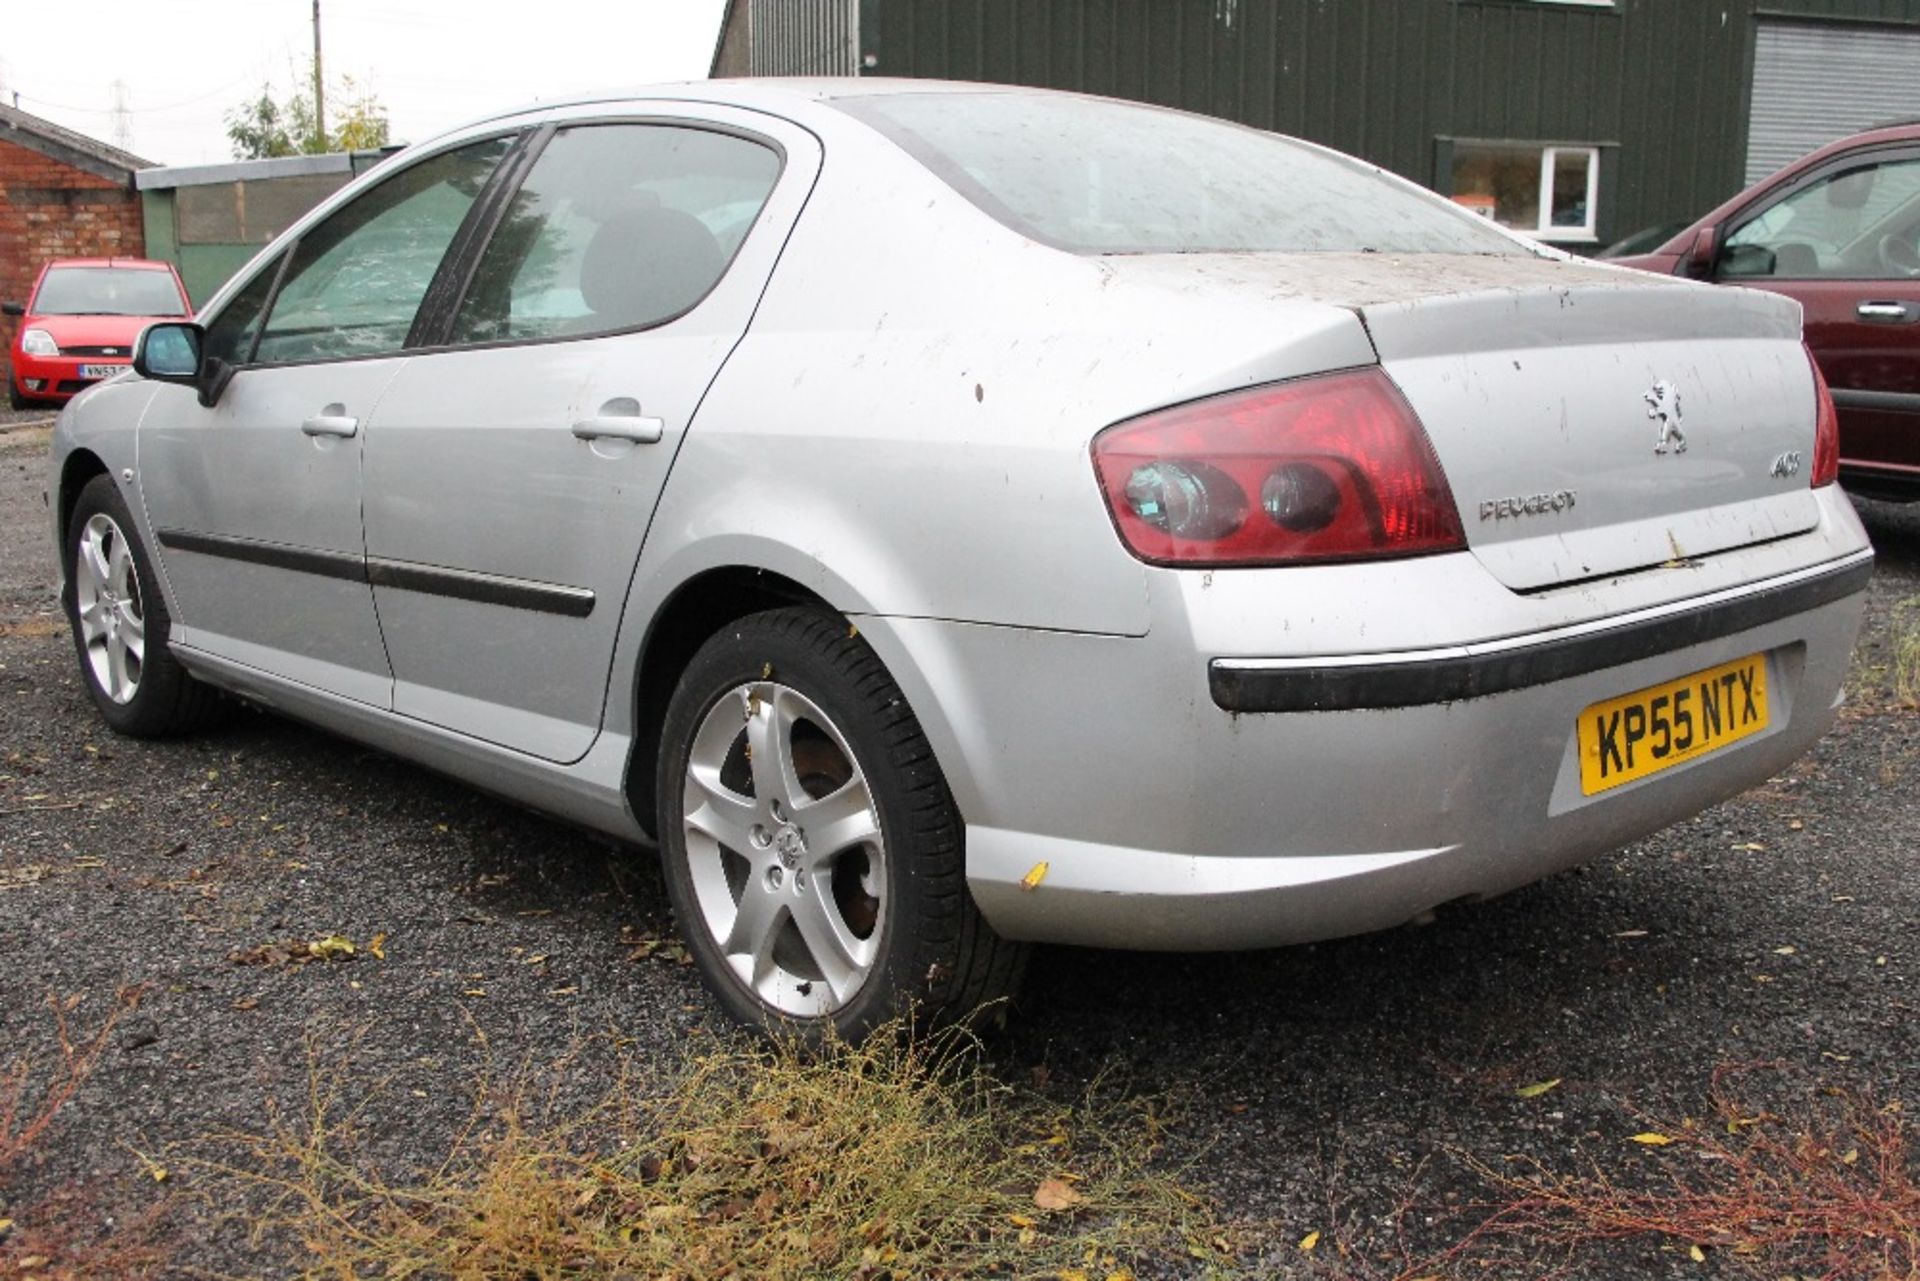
713;0;1920;252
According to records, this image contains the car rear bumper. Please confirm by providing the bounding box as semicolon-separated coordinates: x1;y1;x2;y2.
1208;554;1872;713
855;504;1872;952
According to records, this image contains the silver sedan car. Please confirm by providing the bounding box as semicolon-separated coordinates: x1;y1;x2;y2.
49;80;1872;1037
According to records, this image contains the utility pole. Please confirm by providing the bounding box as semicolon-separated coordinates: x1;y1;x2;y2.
312;0;326;148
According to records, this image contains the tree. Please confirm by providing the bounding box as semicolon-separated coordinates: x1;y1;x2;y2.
224;65;390;159
330;75;390;152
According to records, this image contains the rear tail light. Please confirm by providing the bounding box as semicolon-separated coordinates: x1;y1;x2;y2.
1092;367;1465;566
1806;345;1839;489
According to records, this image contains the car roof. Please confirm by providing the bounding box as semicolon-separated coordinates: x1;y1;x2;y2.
41;257;176;271
450;77;1071;133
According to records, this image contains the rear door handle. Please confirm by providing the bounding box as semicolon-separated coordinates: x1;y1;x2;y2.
572;396;664;444
301;406;359;437
1856;301;1913;322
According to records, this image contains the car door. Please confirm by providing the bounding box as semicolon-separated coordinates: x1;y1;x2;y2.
1716;146;1920;491
361;106;818;762
137;135;518;706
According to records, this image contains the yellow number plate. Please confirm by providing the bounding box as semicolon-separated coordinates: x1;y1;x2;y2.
1577;653;1769;796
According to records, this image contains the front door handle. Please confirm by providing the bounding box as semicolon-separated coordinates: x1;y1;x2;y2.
572;396;664;444
1856;301;1913;322
301;406;360;437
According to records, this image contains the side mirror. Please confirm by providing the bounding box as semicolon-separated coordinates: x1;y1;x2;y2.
1682;226;1719;280
133;321;234;407
133;322;205;383
1;302;24;317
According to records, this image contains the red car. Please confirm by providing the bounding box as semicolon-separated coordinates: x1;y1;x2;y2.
4;258;192;411
1613;124;1920;501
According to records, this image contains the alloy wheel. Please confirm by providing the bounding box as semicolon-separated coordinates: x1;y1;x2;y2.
680;681;886;1017
74;512;145;705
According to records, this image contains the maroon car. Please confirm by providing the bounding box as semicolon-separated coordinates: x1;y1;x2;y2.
1614;124;1920;501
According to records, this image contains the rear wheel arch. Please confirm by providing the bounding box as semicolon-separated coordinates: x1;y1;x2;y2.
626;566;838;840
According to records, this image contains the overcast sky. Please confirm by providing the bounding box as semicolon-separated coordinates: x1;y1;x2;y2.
0;0;728;167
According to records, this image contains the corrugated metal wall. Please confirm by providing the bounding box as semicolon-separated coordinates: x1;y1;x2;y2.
861;0;1920;248
747;0;862;76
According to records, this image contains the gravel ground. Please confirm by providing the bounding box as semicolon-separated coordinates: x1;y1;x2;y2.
1;418;1915;1278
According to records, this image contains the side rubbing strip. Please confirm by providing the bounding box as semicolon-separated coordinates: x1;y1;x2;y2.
154;529;594;618
367;559;595;618
155;528;366;583
1209;554;1874;714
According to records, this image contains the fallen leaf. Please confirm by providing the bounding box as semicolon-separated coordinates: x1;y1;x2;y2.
1689;1244;1706;1263
1631;1132;1676;1146
0;1219;12;1241
368;932;387;960
1299;1229;1320;1251
1841;1147;1860;1165
1058;1271;1092;1281
1034;1177;1083;1212
1773;945;1797;956
1021;862;1050;892
1514;1078;1562;1099
307;935;356;961
1009;1213;1036;1228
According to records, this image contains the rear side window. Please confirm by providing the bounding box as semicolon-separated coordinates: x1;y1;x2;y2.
32;267;187;317
448;123;781;345
835;92;1524;256
253;136;512;364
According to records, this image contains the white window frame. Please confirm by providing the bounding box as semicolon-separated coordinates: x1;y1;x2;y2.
1538;145;1600;243
1450;140;1601;243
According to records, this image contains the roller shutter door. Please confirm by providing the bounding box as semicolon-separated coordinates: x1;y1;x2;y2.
1747;21;1920;186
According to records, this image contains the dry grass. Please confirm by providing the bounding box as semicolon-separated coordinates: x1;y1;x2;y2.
200;1022;1232;1280
1432;1065;1919;1280
1891;597;1920;711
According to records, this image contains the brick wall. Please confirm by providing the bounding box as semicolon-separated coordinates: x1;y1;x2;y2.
0;138;145;388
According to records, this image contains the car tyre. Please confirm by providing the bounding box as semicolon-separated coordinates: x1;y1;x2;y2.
65;475;225;737
7;381;35;412
657;607;1027;1041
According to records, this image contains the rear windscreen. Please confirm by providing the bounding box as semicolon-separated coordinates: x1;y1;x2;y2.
834;92;1526;257
32;267;188;317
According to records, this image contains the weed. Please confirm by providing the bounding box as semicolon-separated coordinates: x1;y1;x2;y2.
202;1021;1232;1279
1446;1065;1918;1279
0;988;139;1181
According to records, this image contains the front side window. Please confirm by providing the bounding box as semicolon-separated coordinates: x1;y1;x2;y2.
1449;142;1599;242
448;124;781;345
1722;154;1920;279
252;136;512;365
834;92;1521;256
32;267;188;317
